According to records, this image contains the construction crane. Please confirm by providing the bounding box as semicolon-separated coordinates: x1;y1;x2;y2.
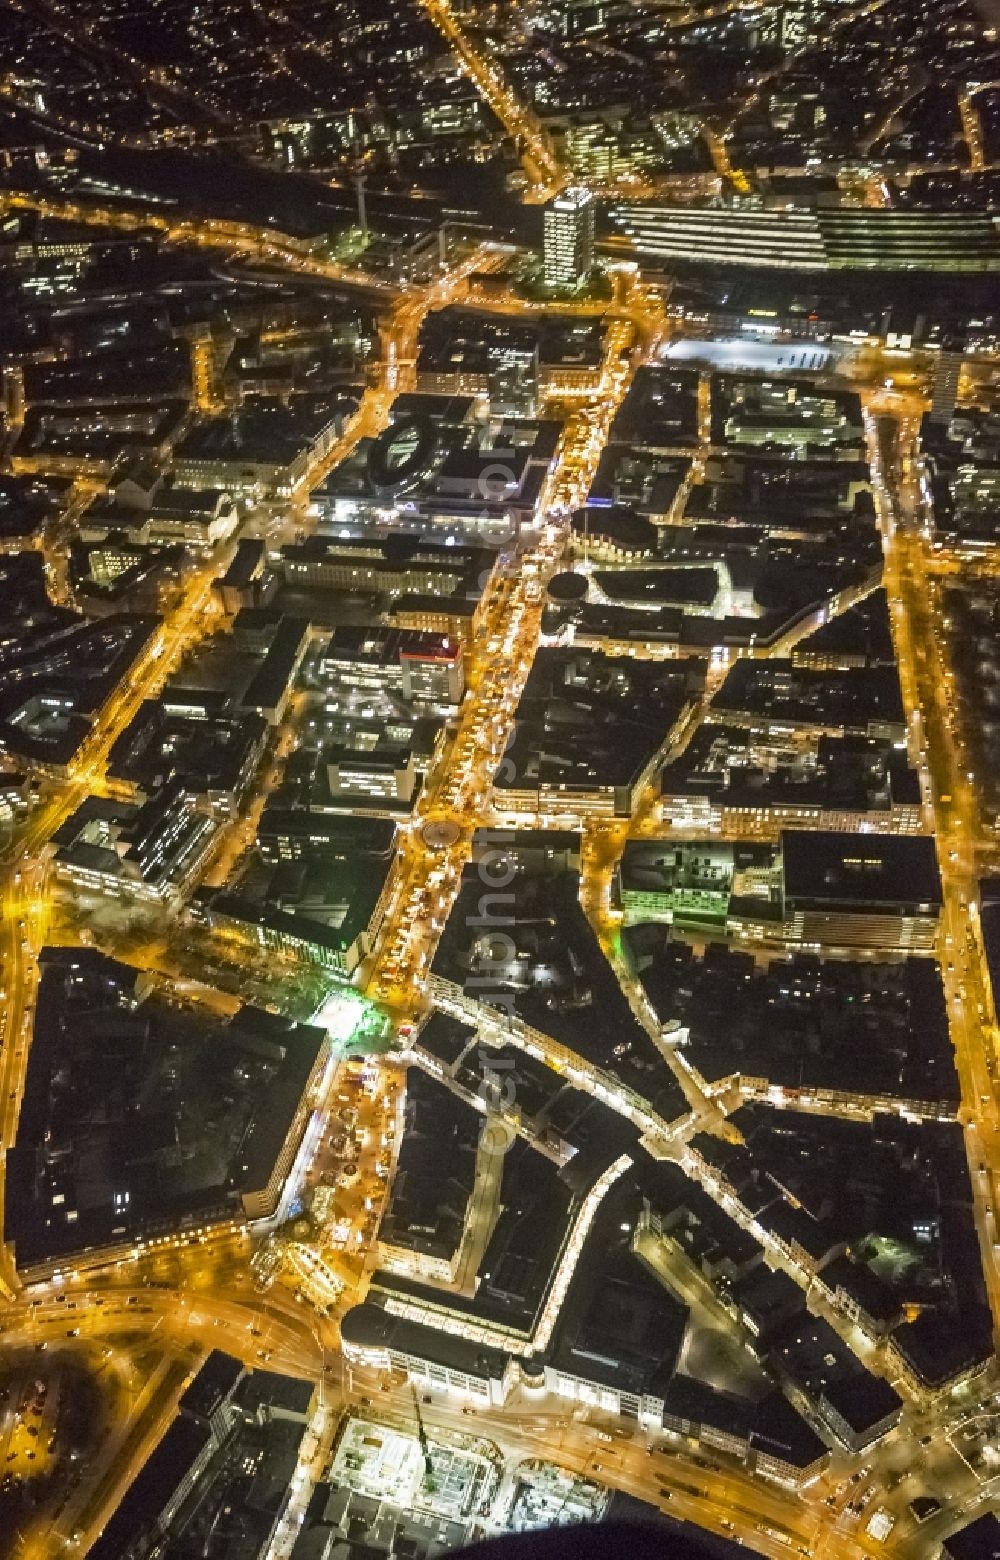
409;1382;435;1488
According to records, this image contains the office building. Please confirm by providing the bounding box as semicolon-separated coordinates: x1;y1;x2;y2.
89;1353;317;1560
319;627;465;708
611;204;1000;273
544;187;596;287
929;334;966;428
50;782;217;908
781;830;942;952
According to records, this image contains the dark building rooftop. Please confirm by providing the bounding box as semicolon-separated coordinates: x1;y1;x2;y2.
179;1350;245;1424
941;1513;1000;1559
6;949;327;1270
496;648;705;811
433;834;688;1128
378;1068;481;1264
791;589;896;667
710;658;906;736
547;1180;687;1403
88;1413;215;1560
631;939;957;1110
108;700;267;803
780;830;943;913
340;1300;511;1384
